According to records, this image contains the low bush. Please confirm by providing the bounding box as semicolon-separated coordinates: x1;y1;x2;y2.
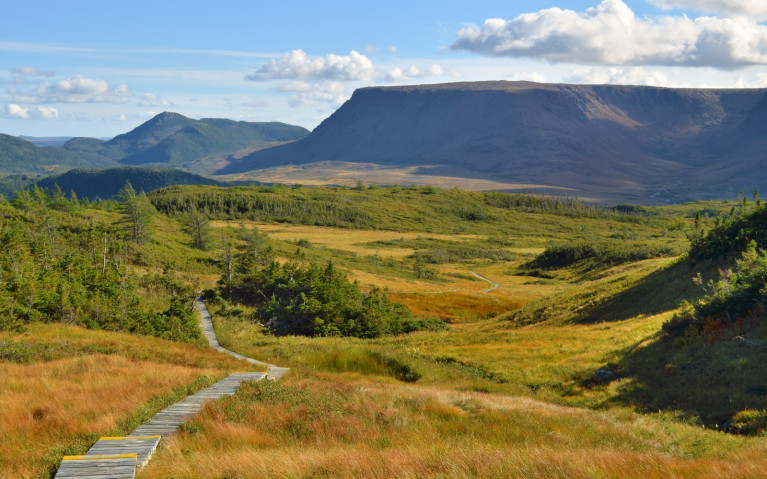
527;240;679;270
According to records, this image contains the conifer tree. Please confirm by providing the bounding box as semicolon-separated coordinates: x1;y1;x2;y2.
118;181;153;243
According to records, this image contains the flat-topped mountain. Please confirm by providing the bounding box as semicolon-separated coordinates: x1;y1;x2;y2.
221;81;767;203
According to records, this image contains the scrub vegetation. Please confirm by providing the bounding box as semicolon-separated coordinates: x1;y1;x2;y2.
5;182;767;478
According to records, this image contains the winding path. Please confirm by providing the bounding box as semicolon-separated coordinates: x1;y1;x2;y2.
53;299;286;478
469;271;499;293
196;298;289;380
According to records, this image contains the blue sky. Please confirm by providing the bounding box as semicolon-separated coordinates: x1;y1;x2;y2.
2;0;767;137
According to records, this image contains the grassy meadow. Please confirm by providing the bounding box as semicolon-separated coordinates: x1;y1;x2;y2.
140;186;767;477
5;183;761;478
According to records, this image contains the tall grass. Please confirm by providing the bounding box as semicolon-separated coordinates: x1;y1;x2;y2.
139;371;767;479
0;323;263;478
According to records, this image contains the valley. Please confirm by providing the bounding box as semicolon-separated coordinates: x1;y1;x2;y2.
2;182;766;478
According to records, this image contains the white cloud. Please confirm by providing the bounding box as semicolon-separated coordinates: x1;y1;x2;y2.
565;66;670;86
508;71;548;83
246;49;374;82
451;0;767;69
650;0;767;20
275;81;349;108
10;66;54;77
385;64;444;82
8;75;133;104
136;93;172;107
5;103;58;120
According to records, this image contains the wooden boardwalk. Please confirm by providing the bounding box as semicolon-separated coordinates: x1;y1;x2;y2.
53;373;265;478
53;299;285;478
196;298;289;380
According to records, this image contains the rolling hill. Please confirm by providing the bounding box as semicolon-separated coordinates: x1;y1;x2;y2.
221;81;767;204
0;133;116;175
1;112;310;178
61;112;310;172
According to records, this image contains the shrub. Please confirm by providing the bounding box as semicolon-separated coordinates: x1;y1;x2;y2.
528;240;678;270
221;258;438;338
664;241;767;341
729;409;767;435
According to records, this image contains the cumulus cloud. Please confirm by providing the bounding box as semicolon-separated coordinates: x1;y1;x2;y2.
10;66;54;77
275;81;349;108
136;93;172;107
8;75;133;104
451;0;767;69
5;103;58;120
246;49;374;82
385;64;444;82
650;0;767;20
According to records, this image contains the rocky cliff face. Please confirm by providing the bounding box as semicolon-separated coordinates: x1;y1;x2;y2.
222;81;767;203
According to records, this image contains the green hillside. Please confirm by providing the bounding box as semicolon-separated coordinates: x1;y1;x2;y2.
0;112;310;178
0;133;114;175
119;119;310;169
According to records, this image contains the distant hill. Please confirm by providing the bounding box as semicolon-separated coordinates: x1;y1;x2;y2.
35;166;224;200
60;112;310;172
221;81;767;204
0;133;116;175
0;112;309;178
119;118;310;170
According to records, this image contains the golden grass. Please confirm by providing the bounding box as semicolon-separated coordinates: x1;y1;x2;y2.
0;323;266;478
139;371;767;479
2;323;266;371
209;220;481;258
388;291;521;322
0;354;219;478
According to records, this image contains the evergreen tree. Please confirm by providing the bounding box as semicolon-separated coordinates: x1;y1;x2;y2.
118;181;153;243
181;207;211;250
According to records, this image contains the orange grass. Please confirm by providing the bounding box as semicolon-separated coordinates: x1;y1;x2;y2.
139;372;767;479
1;323;265;371
0;323;265;478
0;354;220;478
388;291;521;322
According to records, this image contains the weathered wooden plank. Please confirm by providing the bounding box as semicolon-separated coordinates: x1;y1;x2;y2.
86;436;161;468
54;454;137;479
